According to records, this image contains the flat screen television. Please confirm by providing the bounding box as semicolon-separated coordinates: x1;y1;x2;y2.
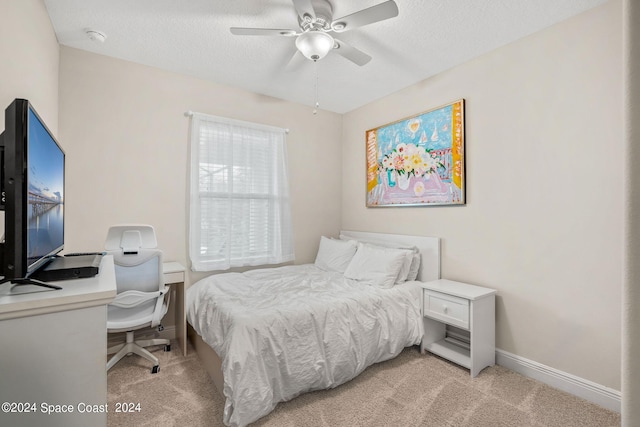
0;98;65;289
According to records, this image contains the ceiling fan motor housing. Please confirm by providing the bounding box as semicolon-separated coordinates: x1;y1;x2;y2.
299;0;333;31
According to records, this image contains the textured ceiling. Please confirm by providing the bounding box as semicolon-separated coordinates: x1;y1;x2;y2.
44;0;608;114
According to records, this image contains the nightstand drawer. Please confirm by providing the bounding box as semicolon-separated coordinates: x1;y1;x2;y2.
423;290;469;329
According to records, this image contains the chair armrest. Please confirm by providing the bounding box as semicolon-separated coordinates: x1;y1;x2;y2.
151;286;171;328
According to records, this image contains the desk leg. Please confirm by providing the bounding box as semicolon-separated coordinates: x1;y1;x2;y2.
173;282;187;356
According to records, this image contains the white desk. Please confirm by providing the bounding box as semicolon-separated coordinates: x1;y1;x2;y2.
163;262;187;356
0;255;117;427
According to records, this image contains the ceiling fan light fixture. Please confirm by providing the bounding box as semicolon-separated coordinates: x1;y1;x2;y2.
295;31;334;61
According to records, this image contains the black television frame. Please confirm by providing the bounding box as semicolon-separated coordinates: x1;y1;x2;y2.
0;99;64;289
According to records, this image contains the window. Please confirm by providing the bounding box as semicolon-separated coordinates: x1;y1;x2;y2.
188;113;294;271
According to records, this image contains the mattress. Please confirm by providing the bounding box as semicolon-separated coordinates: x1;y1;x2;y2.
186;263;424;427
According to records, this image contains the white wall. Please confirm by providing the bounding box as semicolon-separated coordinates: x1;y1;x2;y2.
57;47;344;285
342;1;622;390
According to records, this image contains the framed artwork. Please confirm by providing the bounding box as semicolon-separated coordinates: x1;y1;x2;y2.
366;99;465;207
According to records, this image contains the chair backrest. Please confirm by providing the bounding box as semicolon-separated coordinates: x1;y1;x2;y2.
105;224;158;251
105;224;163;294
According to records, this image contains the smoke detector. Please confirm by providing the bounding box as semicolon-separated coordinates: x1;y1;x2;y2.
85;29;107;43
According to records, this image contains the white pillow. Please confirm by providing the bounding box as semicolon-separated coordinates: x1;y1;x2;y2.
344;238;419;284
396;249;415;283
343;243;409;289
407;252;421;281
314;236;357;273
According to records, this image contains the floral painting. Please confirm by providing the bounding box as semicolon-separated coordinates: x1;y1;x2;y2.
366;99;465;207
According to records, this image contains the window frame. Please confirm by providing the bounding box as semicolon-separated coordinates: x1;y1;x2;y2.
188;112;294;271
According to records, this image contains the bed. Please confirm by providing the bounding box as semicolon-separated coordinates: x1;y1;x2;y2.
186;230;440;427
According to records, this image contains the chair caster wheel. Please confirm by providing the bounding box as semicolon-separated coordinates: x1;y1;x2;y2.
151;365;160;374
164;344;171;352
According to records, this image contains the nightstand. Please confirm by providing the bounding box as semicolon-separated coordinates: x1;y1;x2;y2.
419;279;496;377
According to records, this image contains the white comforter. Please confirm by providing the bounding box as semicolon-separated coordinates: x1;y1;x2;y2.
186;264;424;427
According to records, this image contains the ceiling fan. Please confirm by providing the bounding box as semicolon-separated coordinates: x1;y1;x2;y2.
230;0;399;66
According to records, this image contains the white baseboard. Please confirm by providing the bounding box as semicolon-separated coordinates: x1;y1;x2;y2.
495;348;621;413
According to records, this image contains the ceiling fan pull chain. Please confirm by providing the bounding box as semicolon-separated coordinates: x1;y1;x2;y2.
313;60;319;115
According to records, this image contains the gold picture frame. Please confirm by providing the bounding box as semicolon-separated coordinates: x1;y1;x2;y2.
366;99;465;207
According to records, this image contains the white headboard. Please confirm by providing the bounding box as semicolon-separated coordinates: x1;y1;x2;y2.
339;230;441;282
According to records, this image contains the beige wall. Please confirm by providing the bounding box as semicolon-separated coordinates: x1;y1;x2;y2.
58;47;343;285
622;0;640;422
0;0;59;248
0;0;59;131
342;1;622;390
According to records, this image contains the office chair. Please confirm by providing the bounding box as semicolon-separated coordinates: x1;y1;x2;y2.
105;224;170;374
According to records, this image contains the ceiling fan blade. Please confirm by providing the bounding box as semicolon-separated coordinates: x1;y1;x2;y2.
285;50;307;71
333;39;372;66
229;27;298;37
331;0;399;33
230;27;298;37
291;0;316;21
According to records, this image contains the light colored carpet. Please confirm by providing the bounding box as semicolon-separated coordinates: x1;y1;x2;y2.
107;341;620;427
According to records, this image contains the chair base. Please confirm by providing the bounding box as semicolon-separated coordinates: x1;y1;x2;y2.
107;330;170;373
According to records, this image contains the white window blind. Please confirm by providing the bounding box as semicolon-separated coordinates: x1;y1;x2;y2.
188;112;294;271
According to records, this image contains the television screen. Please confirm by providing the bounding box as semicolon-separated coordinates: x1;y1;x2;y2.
1;99;65;285
26;107;65;272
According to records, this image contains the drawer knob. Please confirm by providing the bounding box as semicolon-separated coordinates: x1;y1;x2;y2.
443;305;448;314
